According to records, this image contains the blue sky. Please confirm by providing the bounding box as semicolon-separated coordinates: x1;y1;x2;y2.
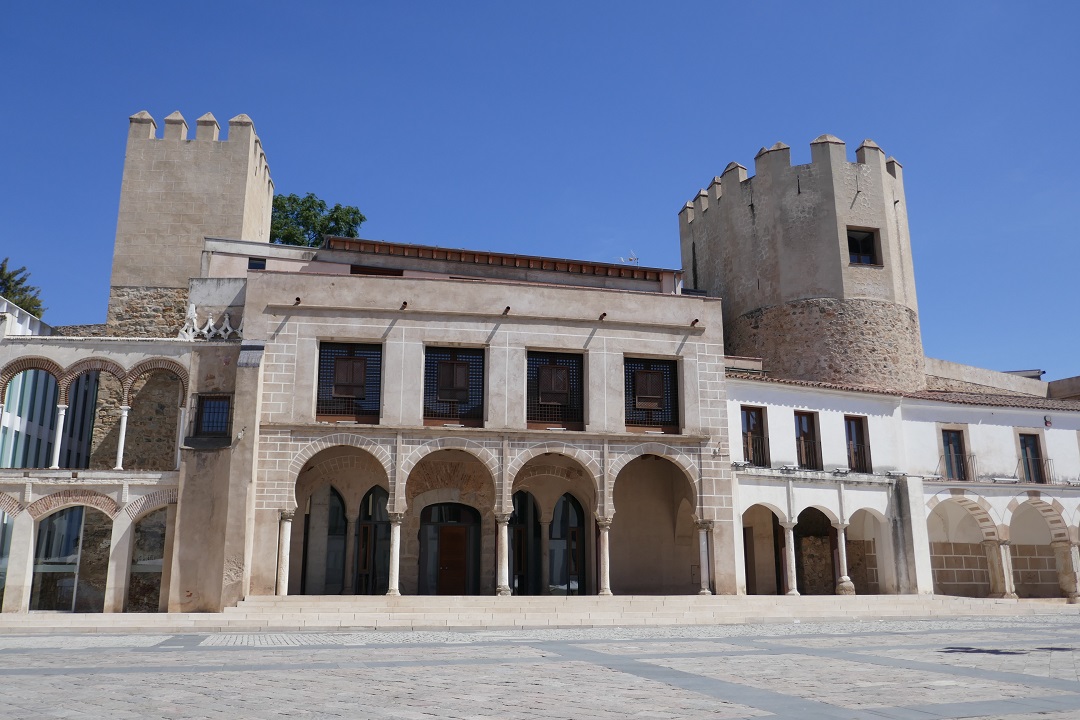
2;2;1077;379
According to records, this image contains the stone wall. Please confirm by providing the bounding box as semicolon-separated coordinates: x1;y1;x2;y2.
727;298;926;392
105;287;188;338
930;541;990;597
846;538;879;595
797;536;835;595
51;324;110;337
89;371;180;471
925;375;1030;397
1011;544;1060;598
88;374;123;470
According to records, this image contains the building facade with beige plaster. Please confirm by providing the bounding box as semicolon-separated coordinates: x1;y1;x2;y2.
0;111;1079;615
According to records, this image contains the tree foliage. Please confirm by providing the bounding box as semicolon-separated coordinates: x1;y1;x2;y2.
0;257;44;317
271;193;366;247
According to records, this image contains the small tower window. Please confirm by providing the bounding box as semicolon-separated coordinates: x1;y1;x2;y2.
847;228;880;265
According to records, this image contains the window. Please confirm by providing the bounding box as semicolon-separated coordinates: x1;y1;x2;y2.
740;406;769;467
527;352;584;430
941;429;969;481
624;358;679;433
794;411;821;470
844;415;872;473
317;343;382;423
424;348;484;426
1018;433;1047;484
847;228;879;265
195;395;231;437
247;257;266;270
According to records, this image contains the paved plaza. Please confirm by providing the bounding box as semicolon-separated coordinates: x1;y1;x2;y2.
3;616;1080;719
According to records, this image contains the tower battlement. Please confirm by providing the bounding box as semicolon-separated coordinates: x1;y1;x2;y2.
679;135;924;392
107;110;275;336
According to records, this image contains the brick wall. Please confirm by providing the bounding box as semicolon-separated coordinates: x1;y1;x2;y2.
931;541;990;597
1011;544;1060;599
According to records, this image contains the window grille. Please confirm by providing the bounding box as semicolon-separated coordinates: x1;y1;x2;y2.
317;343;382;422
527;352;584;429
424;348;484;425
195;395;231;437
624;358;679;432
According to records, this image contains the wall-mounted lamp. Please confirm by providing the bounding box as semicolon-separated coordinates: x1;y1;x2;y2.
400;301;408;310
502;306;510;315
690;318;699;327
293;297;301;306
1045;415;1052;428
598;312;607;321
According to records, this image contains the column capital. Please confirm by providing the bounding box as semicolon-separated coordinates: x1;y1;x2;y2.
596;517;613;530
831;522;849;531
389;512;405;524
56;404;69;410
119;405;131;413
779;521;797;531
983;538;1010;548
280;509;296;522
696;519;714;531
495;512;512;524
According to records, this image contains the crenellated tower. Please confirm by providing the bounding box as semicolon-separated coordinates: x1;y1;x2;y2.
679;135;925;392
106;110;274;336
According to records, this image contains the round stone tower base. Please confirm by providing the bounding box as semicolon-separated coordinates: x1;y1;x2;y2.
727;298;926;393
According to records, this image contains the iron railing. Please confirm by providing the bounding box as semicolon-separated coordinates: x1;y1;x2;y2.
1017;457;1054;484
742;434;771;468
937;453;978;482
795;438;823;471
846;442;873;474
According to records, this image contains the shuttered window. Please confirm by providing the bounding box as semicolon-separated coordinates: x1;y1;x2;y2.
539;366;569;405
527;352;584;429
437;361;470;403
424;348;484;425
317;343;382;423
624;358;679;433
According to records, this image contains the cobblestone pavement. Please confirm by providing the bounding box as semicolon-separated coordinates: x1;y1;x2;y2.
3;616;1080;719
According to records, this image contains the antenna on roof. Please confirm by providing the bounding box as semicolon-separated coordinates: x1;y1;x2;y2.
618;250;640;265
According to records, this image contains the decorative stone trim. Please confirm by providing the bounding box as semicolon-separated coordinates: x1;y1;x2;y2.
0;356;65;405
505;442;602;485
287;434;394;479
606;442;698;483
926;489;1001;541
124;358;189;406
399;437;500;480
124;487;179;520
26;489;120;519
1002;493;1071;544
58;358;127;404
0;492;25;518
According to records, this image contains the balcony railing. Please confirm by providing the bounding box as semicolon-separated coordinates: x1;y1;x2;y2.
937;453;978;482
742;433;771;468
795;438;823;471
1017;457;1054;484
846;442;872;474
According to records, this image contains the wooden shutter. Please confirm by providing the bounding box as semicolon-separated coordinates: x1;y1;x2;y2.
538;365;569;405
332;357;366;399
634;369;664;410
438;360;470;402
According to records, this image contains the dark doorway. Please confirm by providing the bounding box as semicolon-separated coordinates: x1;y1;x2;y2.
550;493;586;595
419;503;481;595
509;492;541;595
794;507;837;595
356;486;390;595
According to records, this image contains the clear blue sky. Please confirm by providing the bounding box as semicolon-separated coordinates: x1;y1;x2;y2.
2;2;1077;379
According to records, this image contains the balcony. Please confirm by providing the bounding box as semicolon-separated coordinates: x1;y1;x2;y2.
742;433;771;468
795;438;823;471
1017;457;1054;484
937;453;978;482
846;442;873;474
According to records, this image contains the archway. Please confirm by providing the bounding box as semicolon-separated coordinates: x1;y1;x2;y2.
0;367;59;468
355;486;390;595
419;503;481;595
1009;503;1062;598
742;504;784;595
610;454;697;594
30;505;112;612
846;509;893;595
509;491;541;595
550;493;586;595
794;507;837;595
927;499;992;597
121;369;183;471
126;507;167;612
299;486;347;595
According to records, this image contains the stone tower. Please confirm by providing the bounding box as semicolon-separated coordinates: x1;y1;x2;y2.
679;135;925;392
106;110;274;336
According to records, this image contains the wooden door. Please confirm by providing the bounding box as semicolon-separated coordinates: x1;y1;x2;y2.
437;525;468;595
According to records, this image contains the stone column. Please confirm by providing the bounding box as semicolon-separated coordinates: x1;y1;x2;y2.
174;405;187;470
834;523;856;595
780;522;799;596
697;520;713;595
496;512;512;596
540;520;551;595
386;512;403;596
104;512;134;613
983;539;1018;599
1;511;36;613
276;511;294;596
1052;540;1080;603
597;517;613;596
343;515;358;594
113;405;131;470
48;404;67;469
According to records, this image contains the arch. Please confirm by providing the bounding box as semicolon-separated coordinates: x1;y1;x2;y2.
0;356;64;405
124;488;179;521
288;434;393;481
926;489;1000;541
409;487;486;514
1003;492;1070;543
400;437;499;480
608;443;697;486
846;505;889;525
59;358;126;402
506;443;601;489
0;492;25;518
795;504;841;526
27;489;120;520
741;501;788;525
293;451;390;516
123;358;189;406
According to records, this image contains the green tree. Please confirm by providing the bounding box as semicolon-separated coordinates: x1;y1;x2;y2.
0;257;44;317
271;193;366;247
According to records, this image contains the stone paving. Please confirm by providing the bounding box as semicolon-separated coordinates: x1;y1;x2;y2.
2;616;1080;718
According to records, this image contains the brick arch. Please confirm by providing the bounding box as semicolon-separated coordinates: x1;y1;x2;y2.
506;443;601;487
124;358;189;406
59;358;127;403
125;488;179;520
0;356;64;405
399;438;499;480
1003;492;1070;544
288;434;393;479
27;489;120;520
608;443;698;485
926;489;1001;541
0;492;25;518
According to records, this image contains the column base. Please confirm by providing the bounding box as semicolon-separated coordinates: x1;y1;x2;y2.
385;589;401;597
989;592;1019;600
496;586;512;597
836;577;856;596
598;590;613;597
786;589;800;596
698;588;712;596
1068;594;1080;605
